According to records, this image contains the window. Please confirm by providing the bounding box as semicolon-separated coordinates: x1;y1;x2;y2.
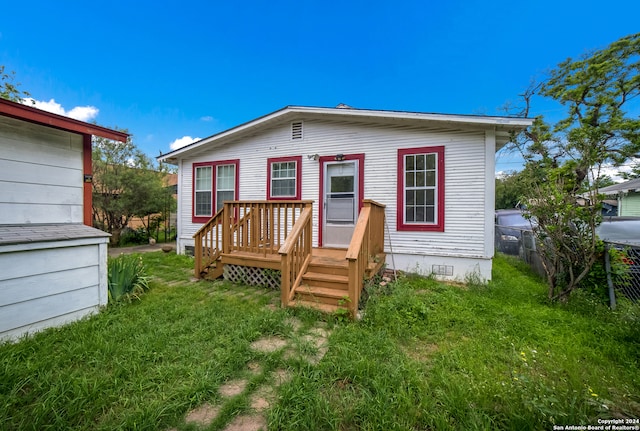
267;156;302;200
397;146;444;231
192;160;239;223
194;165;212;217
215;164;236;212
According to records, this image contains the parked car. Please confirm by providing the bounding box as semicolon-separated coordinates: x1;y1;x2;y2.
495;209;535;255
596;217;640;247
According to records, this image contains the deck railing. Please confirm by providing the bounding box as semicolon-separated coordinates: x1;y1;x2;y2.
223;200;312;256
193;207;225;279
345;200;386;315
278;205;313;307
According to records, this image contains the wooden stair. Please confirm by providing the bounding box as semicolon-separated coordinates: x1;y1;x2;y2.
290;250;351;313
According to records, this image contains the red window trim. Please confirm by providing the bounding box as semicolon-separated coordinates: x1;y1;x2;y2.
192;159;239;224
397;146;445;232
266;156;302;200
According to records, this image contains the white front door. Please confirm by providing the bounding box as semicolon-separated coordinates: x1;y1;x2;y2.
323;161;358;248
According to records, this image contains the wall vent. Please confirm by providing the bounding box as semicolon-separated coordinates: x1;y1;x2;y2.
291;121;303;140
432;265;454;277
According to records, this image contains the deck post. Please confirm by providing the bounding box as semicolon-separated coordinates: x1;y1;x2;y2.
222;203;230;255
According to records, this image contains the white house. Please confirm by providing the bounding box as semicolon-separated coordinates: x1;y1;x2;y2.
159;105;531;288
0;98;128;341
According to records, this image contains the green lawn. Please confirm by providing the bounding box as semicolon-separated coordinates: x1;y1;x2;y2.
1;253;638;430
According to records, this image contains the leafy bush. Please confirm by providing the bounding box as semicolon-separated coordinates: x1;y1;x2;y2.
108;254;150;302
118;227;148;246
579;241;630;300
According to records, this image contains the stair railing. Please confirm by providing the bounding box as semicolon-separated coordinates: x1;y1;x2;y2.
345;200;386;316
193;207;225;279
278;203;313;307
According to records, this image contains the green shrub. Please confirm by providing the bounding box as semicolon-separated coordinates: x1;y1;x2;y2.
579;241;630;300
107;254;150;303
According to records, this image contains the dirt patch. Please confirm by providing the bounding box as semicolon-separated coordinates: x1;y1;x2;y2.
223;414;267;431
219;379;248;398
185;403;220;427
272;368;292;387
247;361;262;375
250;336;288;353
250;385;275;411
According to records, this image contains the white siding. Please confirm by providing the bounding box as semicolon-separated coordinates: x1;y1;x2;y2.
0;240;108;341
176;117;494;279
0;116;84;224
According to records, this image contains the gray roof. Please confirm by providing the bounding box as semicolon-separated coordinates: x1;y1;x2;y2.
0;224;110;246
599;178;640;195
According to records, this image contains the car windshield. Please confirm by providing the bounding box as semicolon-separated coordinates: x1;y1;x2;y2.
498;213;531;227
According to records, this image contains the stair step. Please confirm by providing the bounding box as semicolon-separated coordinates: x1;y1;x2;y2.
306;263;349;276
295;285;348;299
302;272;348;284
289;299;343;314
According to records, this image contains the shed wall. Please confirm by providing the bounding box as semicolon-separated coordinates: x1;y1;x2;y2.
0;116;84;224
0;240;108;341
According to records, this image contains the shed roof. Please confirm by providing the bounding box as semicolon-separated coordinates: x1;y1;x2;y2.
599;178;640;195
158;105;533;163
0;223;110;246
0;98;128;142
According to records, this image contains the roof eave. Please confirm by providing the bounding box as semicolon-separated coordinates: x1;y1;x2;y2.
157;105;533;163
0;98;128;142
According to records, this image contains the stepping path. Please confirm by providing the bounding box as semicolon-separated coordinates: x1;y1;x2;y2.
171;313;332;431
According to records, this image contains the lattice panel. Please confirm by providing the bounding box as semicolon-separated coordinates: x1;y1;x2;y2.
223;265;281;290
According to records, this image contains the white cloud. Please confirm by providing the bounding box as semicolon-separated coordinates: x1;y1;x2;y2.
23;98;99;122
200;115;214;122
170;136;200;150
598;159;638;182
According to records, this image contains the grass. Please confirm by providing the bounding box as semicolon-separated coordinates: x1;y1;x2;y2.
1;253;639;430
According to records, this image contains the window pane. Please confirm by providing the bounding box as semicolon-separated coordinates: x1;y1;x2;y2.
331;176;354;193
195;191;211;216
406;172;414;187
216;190;234;211
217;165;235;190
426;154;436;170
405;206;414;222
415;206;425;222
406;155;415;171
426;189;435;204
416;171;425;187
415;154;425;170
195;166;211;190
416;189;425;205
426;171;436;187
272;178;295;197
426;207;435;222
405;190;415;205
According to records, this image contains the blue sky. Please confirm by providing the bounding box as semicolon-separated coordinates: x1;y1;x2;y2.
1;0;638;174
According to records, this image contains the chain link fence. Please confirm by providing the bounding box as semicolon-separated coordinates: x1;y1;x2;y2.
496;225;640;304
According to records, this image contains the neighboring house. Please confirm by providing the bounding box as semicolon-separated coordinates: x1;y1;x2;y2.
0;98;128;340
160;105;531;286
599;178;640;216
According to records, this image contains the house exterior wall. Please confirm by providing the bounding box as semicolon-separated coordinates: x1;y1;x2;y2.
176;118;495;280
0;115;84;224
619;192;640;216
0;238;108;341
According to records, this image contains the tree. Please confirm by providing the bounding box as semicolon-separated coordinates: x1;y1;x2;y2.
0;65;30;102
495;170;527;209
92;135;175;245
510;33;640;301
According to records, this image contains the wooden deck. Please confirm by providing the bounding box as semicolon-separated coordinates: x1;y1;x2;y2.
193;200;386;316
